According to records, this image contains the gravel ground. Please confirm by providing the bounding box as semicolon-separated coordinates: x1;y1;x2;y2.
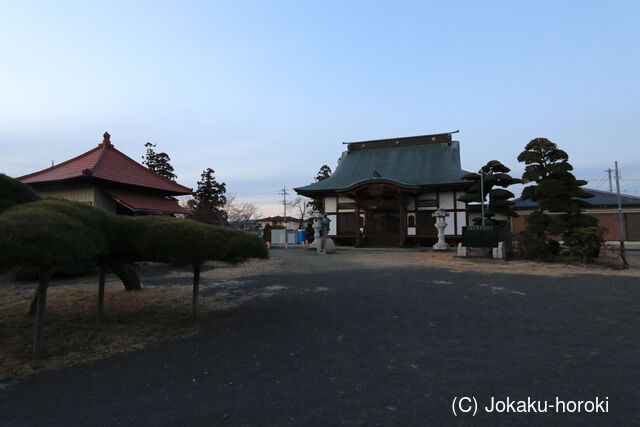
1;249;638;425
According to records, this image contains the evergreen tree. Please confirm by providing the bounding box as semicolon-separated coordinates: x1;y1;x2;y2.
315;165;332;182
188;168;228;225
517;138;597;259
518;137;596;234
458;160;520;225
142;142;177;181
262;223;272;242
310;165;332;211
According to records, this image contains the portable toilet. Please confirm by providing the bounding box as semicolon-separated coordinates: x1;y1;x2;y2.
296;229;306;243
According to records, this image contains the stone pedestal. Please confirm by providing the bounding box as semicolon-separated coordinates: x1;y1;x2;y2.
457;243;469;257
432;210;450;251
325;238;336;254
316;237;336;255
492;241;507;259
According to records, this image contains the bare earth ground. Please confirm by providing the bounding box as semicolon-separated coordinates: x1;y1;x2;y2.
143;247;640;282
1;248;639;425
1;249;638;384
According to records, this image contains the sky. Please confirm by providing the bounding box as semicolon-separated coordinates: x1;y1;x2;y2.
1;0;639;216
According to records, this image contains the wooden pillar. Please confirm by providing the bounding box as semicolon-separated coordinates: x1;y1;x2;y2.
399;192;406;247
97;265;106;322
192;263;201;322
33;267;52;359
354;196;361;247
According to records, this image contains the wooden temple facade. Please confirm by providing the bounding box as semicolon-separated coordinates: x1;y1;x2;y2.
295;132;472;246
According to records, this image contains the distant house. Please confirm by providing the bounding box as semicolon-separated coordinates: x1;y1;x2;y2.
294;132;472;246
512;188;640;242
18;132;192;215
257;216;301;229
231;219;263;234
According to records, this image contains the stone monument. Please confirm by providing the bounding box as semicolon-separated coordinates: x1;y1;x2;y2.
432;209;450;251
309;212;322;249
317;213;332;255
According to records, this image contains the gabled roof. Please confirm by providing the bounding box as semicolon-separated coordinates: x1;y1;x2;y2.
295;132;470;195
513;188;640;209
18;132;192;195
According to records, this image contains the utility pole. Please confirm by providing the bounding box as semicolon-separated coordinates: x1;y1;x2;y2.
279;186;289;229
480;172;486;227
605;168;613;192
614;161;629;267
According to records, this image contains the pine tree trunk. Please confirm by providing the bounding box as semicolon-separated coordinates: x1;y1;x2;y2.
27;259;140;317
104;259;141;291
192;263;201;322
97;265;106;321
33;267;52;359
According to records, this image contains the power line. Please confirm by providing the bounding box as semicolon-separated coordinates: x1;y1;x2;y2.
590;173;608;190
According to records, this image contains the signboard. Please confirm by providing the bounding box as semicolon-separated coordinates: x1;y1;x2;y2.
462;225;500;248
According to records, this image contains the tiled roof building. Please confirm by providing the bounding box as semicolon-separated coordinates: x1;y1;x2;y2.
295;132;472;246
18;132;191;215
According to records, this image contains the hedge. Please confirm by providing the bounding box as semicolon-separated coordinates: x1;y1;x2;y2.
0;173;40;214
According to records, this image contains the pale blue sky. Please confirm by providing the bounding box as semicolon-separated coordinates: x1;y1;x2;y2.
1;1;639;215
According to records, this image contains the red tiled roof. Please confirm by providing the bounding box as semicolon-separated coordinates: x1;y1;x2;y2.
259;216;299;222
106;189;191;214
18;132;192;195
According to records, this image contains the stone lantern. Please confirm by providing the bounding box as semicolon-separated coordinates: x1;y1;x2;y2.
432;209;450;251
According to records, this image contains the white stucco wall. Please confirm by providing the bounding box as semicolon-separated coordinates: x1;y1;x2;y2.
324;196;337;212
439;192;454;209
444;215;455;235
456;211;467;234
328;214;337;235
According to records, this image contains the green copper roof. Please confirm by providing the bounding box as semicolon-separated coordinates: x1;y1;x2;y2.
295;139;470;194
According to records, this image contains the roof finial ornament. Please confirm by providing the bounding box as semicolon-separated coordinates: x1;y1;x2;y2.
102;131;112;147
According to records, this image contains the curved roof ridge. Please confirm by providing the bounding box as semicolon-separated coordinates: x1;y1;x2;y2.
17;134;192;195
17;144;103;181
93;145;192;194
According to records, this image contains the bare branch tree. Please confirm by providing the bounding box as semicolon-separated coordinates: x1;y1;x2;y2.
225;194;262;224
286;196;313;229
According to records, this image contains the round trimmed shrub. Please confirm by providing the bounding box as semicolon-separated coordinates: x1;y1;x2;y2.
0;202;105;275
0;173;40;214
131;216;267;266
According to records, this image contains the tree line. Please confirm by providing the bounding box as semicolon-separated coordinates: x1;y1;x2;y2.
142;143;255;225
